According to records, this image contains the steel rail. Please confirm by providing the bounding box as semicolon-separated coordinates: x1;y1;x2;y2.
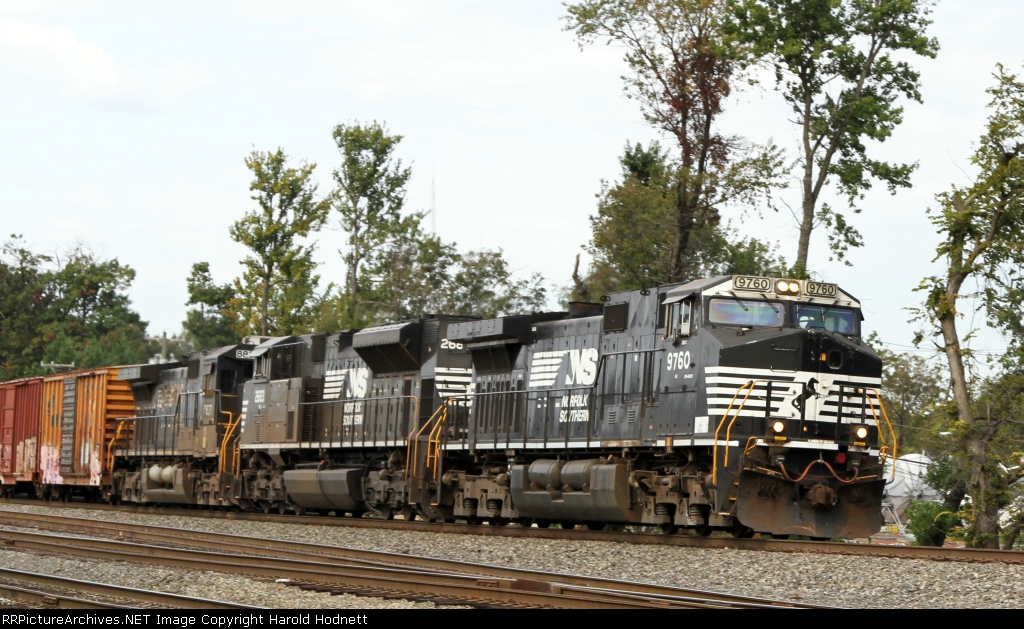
0;510;823;608
0;523;822;609
0;567;262;609
4;499;1017;564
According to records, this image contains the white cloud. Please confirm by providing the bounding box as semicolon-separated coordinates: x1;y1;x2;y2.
0;19;121;95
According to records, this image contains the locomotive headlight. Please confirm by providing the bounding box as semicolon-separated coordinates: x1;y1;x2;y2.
855;426;869;440
771;420;786;434
774;279;801;295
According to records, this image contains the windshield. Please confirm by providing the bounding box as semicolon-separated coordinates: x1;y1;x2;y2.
708;299;785;327
795;305;858;334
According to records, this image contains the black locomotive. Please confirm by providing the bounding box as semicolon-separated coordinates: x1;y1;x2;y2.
97;274;895;538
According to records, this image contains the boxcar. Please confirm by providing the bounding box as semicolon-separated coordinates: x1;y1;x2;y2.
0;378;42;495
39;367;134;500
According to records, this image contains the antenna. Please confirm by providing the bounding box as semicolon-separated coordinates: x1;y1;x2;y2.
40;361;75;373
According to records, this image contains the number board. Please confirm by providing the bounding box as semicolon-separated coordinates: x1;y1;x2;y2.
805;281;838;298
235;350;251;359
733;276;771;292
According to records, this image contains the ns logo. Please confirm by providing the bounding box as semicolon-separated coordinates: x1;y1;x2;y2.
528;347;598;388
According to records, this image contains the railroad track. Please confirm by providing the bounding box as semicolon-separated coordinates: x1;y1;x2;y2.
2;499;1019;564
0;510;827;609
0;566;263;609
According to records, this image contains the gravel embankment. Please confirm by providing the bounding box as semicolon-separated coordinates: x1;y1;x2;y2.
0;504;1021;609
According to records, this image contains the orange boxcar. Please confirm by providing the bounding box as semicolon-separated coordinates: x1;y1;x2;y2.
0;378;42;492
39;368;133;495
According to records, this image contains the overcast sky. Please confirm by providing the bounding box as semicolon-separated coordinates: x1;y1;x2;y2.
1;1;1020;363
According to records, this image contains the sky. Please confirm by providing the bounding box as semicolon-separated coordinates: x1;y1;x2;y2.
0;1;1020;365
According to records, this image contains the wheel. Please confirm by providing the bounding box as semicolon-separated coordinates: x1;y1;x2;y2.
294;506;305;516
661;523;680;535
731;524;755;539
771;534;791;540
401;505;417;522
584;522;604;531
489;517;508;526
260;501;272;514
535;519;550;529
277;502;288;515
809;536;831;542
515;517;533;528
466;514;480;525
350;510;366;518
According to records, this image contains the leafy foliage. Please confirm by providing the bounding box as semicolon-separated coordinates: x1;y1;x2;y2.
182;262;239;350
914;65;1024;548
871;337;949;455
320;122;548;329
731;0;939;270
905;499;959;547
0;238;151;378
571;141;785;300
229;148;331;336
565;0;785;283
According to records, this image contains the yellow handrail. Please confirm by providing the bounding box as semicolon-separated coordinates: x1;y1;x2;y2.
218;411;238;477
860;388;899;478
106;418;131;473
406;399;450;482
712;380;763;485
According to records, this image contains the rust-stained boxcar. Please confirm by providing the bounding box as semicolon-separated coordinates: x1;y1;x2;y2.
40;368;133;496
0;378;42;493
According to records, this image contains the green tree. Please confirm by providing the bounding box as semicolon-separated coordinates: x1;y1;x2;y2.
0;236;50;379
572;141;785;301
182;262;239;350
731;0;939;272
872;341;948;455
331;121;417;327
916;65;1024;549
435;249;547;318
229;148;330;336
565;0;785;283
38;244;150;369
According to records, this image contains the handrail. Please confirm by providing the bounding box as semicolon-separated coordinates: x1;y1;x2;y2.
406;400;449;483
218;411;238;477
105;418;132;473
861;388;899;479
712;380;764;485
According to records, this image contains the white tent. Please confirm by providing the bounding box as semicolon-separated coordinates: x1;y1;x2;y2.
883;453;941;521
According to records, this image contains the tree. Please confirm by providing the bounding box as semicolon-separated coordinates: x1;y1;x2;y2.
565;0;784;283
731;0;939;272
182;262;239;350
872;340;948;454
331;121;416;327
916;65;1024;549
37;244;151;369
229;148;330;336
0;236;50;379
572;141;785;301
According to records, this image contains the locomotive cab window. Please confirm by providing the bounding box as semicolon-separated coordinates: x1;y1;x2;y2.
795;305;858;335
708;298;784;328
664;300;693;337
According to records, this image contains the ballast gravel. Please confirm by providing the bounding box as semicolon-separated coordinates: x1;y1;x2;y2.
0;504;1020;609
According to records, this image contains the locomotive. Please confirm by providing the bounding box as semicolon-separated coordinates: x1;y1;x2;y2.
0;274;896;539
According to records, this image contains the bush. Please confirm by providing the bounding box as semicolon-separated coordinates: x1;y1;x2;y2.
904;500;959;546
